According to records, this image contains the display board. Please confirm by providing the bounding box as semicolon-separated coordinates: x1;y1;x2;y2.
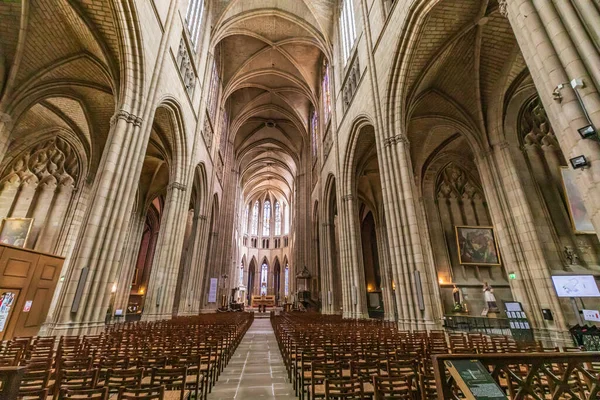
504;301;534;342
208;278;218;303
445;359;507;400
551;275;600;297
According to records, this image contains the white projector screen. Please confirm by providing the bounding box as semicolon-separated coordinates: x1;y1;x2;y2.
551;275;600;297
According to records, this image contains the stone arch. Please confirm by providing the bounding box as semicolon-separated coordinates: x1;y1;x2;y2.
152;99;190;185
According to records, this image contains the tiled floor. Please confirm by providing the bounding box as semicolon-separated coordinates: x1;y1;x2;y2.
207;317;297;399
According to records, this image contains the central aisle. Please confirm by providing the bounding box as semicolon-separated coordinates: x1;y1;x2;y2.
207;316;296;399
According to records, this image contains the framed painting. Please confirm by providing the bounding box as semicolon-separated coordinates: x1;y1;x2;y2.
0;218;33;248
560;167;595;234
455;226;501;266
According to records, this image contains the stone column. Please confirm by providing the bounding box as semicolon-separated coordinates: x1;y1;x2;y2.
11;176;38;217
113;212;145;316
476;142;571;344
0;178;20;217
143;181;190;320
186;213;208;314
27;176;57;247
35;177;75;253
46;111;144;335
504;0;600;241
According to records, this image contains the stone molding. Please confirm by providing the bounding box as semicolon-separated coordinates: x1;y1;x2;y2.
384;134;409;147
110;110;143;127
168;182;187;192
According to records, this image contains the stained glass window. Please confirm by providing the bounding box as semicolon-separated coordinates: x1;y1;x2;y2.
186;0;205;48
243;205;249;234
322;63;331;123
284;264;289;296
251;201;259;235
263;200;271;236
339;0;356;65
311;111;319;158
274;201;281;236
261;263;268;295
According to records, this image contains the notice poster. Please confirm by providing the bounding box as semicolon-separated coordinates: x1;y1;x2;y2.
0;292;16;332
208;278;218;303
23;300;32;312
583;309;600;322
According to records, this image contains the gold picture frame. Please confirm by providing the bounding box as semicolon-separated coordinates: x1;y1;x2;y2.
560;166;595;234
455;225;501;266
0;218;34;248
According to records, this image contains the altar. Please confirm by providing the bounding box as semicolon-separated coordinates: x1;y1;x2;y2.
251;295;276;307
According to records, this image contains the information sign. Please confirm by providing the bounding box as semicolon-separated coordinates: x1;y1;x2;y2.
445;359;507;400
208;278;218;303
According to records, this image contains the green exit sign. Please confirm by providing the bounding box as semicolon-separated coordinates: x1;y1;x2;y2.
508;272;517;280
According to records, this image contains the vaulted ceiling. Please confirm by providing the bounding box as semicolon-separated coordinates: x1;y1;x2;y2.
403;0;528;183
212;0;333;204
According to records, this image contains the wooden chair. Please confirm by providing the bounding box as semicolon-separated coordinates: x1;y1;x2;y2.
324;378;364;399
103;368;144;392
172;354;206;400
311;361;343;400
117;386;164;400
150;367;188;400
54;368;99;400
57;387;109;400
373;376;414;400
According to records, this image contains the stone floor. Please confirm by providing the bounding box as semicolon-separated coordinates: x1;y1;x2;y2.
207;318;297;399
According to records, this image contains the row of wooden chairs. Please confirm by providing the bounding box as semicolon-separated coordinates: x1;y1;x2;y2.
271;313;591;400
4;312;253;400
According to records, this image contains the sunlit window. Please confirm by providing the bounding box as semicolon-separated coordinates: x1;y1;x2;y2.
284;264;289;296
274;201;281;236
311;111;319;158
243;205;249;234
261;263;268;295
185;0;205;48
284;205;290;234
339;0;356;65
263;200;271;236
251;201;259;235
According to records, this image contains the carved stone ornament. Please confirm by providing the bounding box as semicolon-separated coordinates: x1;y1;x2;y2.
437;163;483;200
498;0;508;17
2;137;80;187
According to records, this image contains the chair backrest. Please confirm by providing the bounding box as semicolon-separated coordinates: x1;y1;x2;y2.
350;360;380;383
104;368;143;392
117;386;164;400
150;367;187;400
324;378;363;399
373;376;412;400
58;387;108;400
17;388;48;400
311;361;342;385
19;369;51;391
55;368;99;399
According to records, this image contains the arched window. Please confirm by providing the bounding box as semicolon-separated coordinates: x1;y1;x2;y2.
322;62;331;123
284;205;290;234
251;201;259;235
243;205;249;234
185;0;205;48
284;264;289;296
263;200;271;236
339;0;356;65
239;263;244;286
260;262;268;295
274;201;282;236
311;111;319;158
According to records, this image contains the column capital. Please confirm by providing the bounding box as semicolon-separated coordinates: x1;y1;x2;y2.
168;182;187;192
383;134;409;148
342;194;354;202
198;215;208;221
110;110;143;127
